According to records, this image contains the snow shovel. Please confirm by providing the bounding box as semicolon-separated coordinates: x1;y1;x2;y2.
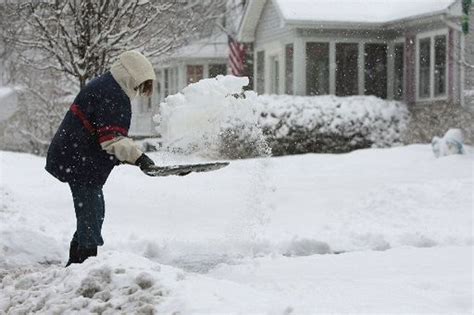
142;161;230;177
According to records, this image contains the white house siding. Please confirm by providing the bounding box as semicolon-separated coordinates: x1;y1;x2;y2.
254;0;290;45
254;0;295;95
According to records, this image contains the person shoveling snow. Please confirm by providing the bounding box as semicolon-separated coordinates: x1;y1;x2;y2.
44;51;206;267
431;128;466;158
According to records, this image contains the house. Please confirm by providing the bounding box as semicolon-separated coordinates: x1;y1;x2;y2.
130;0;472;137
238;0;467;106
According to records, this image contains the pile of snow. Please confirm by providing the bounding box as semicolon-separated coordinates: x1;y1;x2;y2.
155;75;270;159
258;94;409;155
432;128;466;157
1;252;171;314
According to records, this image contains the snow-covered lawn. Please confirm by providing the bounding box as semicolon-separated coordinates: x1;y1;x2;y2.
0;145;473;314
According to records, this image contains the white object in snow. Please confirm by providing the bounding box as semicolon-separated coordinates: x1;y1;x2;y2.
431;128;465;158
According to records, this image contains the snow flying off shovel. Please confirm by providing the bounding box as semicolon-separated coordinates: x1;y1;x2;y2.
143;162;230;177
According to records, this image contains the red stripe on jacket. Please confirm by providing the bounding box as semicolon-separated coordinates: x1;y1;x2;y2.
98;134;116;143
70;104;129;144
70;104;95;134
97;126;128;137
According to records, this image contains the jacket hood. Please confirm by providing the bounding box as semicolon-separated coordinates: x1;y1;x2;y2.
110;51;156;99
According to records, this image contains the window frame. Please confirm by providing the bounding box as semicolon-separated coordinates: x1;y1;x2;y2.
415;29;449;102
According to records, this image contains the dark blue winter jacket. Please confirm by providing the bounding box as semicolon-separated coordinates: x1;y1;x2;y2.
46;72;131;186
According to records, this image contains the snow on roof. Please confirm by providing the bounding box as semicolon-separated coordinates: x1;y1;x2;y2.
275;0;458;24
167;33;228;61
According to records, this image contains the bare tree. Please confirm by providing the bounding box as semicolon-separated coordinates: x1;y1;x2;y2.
0;0;226;154
5;0;226;88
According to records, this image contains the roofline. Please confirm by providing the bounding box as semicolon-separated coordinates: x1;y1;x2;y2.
157;57;228;68
284;11;456;30
237;0;267;42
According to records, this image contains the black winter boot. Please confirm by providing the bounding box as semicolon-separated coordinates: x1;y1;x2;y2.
77;246;97;264
65;240;80;267
65;242;97;267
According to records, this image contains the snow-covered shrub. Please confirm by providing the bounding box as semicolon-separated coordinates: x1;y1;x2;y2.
155;76;408;158
257;95;409;155
155;75;271;159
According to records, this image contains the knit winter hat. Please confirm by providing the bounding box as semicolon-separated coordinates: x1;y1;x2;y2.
110;51;156;99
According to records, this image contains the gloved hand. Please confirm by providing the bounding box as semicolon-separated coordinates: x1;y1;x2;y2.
135;153;155;172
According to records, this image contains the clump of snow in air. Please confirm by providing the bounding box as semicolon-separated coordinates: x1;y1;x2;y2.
155;75;270;158
432;128;466;158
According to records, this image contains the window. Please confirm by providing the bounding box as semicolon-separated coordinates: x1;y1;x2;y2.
336;43;359;96
270;56;279;94
173;67;179;93
209;64;227;78
256;51;265;94
364;43;387;99
169;68;176;94
306;42;329;95
155;70;161;101
164;69;169;97
393;43;404;100
419;38;431;98
146;96;152;111
434;35;446;97
187;65;203;84
418;32;447;100
285;44;294;94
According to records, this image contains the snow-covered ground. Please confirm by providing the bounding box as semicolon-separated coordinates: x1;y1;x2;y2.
0;145;473;314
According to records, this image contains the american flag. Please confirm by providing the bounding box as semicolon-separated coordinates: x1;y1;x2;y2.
228;35;246;76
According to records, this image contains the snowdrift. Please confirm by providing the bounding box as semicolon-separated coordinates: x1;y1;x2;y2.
0;146;472;313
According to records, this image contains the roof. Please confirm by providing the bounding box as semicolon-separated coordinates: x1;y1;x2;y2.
157;33;228;65
275;0;458;24
239;0;462;41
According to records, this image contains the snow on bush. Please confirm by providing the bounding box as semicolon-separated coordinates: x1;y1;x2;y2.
155;76;409;158
155;75;271;159
258;95;409;155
